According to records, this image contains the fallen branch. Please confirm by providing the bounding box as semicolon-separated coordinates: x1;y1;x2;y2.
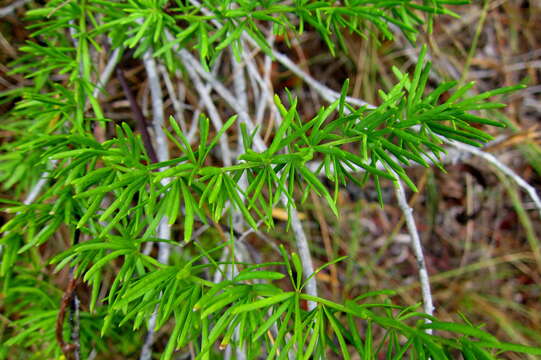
446;140;541;219
172;31;319;307
138;48;172;360
0;0;30;18
92;48;122;100
181;53;233;166
393;178;434;331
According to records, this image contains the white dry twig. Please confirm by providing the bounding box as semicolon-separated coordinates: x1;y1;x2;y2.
139;49;172;360
0;0;31;18
0;160;58;256
23;166;55;205
286;196;318;310
186;0;539;321
246;38;376;110
92;48;122;100
394;178;434;328
182;55;233;166
447;140;541;219
142;50;171;262
159;64;187;133
173;22;319;304
254;32;278;127
232;45;315;309
178;49;263;149
231;48;250;193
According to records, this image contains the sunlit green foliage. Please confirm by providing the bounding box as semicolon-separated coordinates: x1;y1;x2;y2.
0;0;538;359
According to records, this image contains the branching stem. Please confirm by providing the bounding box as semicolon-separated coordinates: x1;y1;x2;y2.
173;24;319;304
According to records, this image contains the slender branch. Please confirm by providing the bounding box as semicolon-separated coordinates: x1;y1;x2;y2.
177;43;319;303
189;0;374;112
240;35;279;140
187;53;223;142
255;32;277;129
56;230;81;360
235;54;318;306
116;67;159;164
231;49;258;360
181;55;233;166
139;48;172;360
231;47;250;195
232;49;249;127
93;48;122;100
23;161;57;205
0;0;31;18
446;140;541;218
241;46;261;105
140;310;158;360
144;51;168;165
159;64;187;133
262;43;376;109
239;46;267;93
56;276;79;359
394;178;434;326
142;49;171;262
287;196;318;310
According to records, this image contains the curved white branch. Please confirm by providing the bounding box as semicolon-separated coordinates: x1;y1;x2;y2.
0;0;30;18
447;140;541;219
394;178;434;329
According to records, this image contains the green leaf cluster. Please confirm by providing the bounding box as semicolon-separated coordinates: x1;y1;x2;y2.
0;0;537;359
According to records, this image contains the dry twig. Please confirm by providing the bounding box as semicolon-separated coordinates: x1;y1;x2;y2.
394;178;435;328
